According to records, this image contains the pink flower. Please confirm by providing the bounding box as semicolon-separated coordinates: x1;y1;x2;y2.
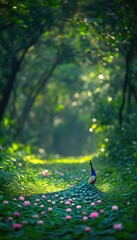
41;211;46;215
112;205;119;211
82;211;87;215
89;212;99;218
18;204;22;208
99;209;104;214
37;220;44;225
19;196;24;201
66;215;72;220
65;201;70;205
44;172;49;177
91;202;95;206
84;226;91;231
13;223;22;230
48;207;53;211
83;216;88;221
24;201;30;206
68;198;72;202
42;169;48;173
97;200;102;204
42;195;46;199
14;212;20;217
3;200;9;205
33;214;39;218
113;223;123;230
66;208;72;213
76;205;81;209
8;217;13;221
22;221;28;224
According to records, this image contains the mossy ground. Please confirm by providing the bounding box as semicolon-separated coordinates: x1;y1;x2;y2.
0;153;137;239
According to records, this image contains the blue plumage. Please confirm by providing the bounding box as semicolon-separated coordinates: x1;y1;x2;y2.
88;160;96;184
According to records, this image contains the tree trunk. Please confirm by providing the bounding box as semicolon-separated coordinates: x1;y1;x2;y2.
0;33;43;123
118;41;134;125
118;53;129;125
17;58;59;137
127;83;132;114
131;86;137;102
0;57;19;122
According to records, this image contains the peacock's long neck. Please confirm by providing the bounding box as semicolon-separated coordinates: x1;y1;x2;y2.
91;165;96;176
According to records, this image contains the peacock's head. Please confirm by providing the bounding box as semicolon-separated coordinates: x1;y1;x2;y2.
89;160;92;166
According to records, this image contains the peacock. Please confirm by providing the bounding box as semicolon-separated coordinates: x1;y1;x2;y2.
88;160;97;184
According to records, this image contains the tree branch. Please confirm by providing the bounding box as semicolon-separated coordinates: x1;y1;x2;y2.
118;53;129;125
131;85;137;102
118;38;135;125
0;32;43;122
17;58;60;136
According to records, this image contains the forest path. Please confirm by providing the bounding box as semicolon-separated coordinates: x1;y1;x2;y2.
0;154;137;239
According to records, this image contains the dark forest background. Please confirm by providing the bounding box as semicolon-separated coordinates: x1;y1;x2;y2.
0;0;137;157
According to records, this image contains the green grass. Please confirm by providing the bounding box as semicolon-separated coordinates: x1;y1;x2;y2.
0;153;137;240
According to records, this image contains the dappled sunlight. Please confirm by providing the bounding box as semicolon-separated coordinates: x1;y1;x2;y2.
52;155;92;164
97;183;111;193
1;150;137;239
8;153;102;198
24;155;46;164
1;0;137;238
24;155;94;165
17;155;98;197
23;179;71;196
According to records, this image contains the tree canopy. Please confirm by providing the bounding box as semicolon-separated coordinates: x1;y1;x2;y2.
0;0;137;155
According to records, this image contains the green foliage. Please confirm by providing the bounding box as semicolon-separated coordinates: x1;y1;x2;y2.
1;0;137;157
0;151;137;239
99;113;137;164
0;3;137;238
0;151;16;193
0;148;36;196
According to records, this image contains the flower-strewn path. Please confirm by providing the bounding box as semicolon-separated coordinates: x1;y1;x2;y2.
0;155;137;239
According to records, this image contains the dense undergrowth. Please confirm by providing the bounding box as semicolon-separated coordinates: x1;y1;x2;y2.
0;134;137;240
